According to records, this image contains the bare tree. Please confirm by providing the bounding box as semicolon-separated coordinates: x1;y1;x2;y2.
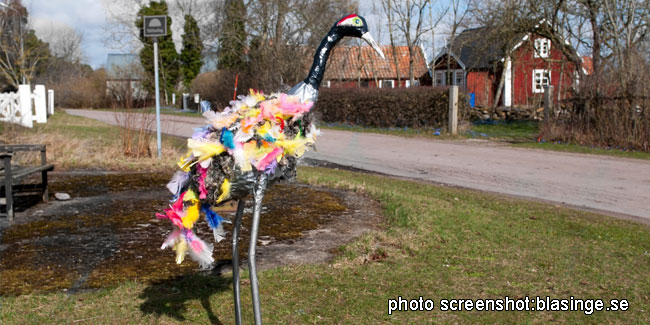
48;25;84;64
444;0;471;79
384;0;446;85
381;0;402;86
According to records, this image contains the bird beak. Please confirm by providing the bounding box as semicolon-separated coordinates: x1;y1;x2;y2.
361;32;385;59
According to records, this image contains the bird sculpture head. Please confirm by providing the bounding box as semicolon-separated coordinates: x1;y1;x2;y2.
333;14;385;59
289;14;385;102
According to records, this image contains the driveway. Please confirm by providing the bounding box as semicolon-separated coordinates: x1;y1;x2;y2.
66;109;650;224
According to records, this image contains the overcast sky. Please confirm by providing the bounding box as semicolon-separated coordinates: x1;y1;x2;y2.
21;0;451;69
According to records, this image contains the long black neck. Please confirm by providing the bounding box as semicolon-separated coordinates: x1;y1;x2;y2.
304;30;342;90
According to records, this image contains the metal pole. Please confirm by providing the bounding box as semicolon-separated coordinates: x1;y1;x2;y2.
153;37;162;159
249;174;268;325
232;200;246;325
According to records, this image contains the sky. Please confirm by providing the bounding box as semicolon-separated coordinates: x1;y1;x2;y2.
20;0;452;69
23;0;108;68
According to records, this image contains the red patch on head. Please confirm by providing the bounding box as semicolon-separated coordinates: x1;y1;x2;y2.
337;14;358;26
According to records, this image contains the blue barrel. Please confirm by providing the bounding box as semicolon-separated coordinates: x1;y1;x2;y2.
469;93;476;108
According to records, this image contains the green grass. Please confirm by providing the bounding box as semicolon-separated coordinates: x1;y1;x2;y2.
1;167;648;323
0;110;186;170
321;123;456;139
466;120;540;141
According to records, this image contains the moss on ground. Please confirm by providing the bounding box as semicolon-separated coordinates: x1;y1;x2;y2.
0;174;348;296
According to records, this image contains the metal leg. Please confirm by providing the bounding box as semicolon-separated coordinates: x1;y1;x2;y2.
232;199;246;325
249;174;268;325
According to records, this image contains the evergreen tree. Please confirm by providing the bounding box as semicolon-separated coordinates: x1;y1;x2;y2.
180;14;203;90
135;1;179;104
218;0;247;70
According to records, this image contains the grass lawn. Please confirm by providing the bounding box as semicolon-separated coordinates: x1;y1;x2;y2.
466;120;539;141
1;167;648;323
0;110;184;171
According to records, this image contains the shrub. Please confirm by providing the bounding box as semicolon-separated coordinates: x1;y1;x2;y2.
49;69;108;108
191;69;251;110
543;54;650;152
315;87;470;128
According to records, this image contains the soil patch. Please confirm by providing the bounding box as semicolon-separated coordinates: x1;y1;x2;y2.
0;172;382;296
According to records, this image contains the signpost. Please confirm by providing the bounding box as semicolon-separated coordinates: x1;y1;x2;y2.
143;15;167;159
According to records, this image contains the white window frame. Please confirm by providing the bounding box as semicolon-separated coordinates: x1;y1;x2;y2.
532;69;550;93
435;71;444;85
380;79;395;88
326;80;331;88
455;70;464;86
405;80;411;88
534;38;551;58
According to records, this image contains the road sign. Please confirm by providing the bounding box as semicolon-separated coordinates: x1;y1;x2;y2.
143;15;167;158
143;15;167;37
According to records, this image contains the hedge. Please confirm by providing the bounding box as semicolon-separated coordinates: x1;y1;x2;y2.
314;87;470;128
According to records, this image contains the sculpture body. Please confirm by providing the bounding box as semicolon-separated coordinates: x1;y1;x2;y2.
156;14;384;325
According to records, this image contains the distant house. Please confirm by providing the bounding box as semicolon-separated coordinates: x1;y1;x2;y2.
432;26;589;107
322;45;431;88
105;54;148;101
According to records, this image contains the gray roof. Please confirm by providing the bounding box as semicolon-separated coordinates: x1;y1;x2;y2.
444;27;526;69
106;54;143;80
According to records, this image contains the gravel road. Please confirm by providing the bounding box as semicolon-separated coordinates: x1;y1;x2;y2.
67;109;650;224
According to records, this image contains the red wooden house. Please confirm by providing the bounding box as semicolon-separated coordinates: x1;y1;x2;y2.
322;45;431;88
433;26;589;108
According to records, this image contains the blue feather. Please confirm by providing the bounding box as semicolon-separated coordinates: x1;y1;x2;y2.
201;204;223;229
220;128;235;149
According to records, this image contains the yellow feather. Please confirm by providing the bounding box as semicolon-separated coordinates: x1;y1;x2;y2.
257;121;271;136
174;239;188;264
216;179;231;203
177;150;193;172
188;139;226;162
182;202;200;228
183;189;197;202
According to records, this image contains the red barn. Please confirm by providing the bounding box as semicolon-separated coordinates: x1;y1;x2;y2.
433;26;588;108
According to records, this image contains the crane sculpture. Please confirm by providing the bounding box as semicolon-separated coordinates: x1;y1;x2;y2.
156;14;384;324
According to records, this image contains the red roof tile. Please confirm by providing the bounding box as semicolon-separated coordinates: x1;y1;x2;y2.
323;45;429;81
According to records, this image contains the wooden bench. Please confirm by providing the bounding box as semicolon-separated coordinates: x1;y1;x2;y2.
1;145;55;221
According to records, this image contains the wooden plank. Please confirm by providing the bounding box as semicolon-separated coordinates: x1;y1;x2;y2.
0;144;46;152
0;164;54;180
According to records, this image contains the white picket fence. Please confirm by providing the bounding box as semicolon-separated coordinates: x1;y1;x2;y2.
0;84;54;128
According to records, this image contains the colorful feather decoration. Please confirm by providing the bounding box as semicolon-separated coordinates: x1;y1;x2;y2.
220;128;235;149
216;179;231;204
157;89;319;268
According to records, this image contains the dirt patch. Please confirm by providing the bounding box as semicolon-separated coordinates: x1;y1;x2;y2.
0;172;383;296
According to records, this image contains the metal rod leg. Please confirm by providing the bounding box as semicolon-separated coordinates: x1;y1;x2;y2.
249;175;268;325
232;199;245;325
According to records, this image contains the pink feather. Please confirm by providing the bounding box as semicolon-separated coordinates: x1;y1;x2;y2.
256;147;283;170
277;93;313;115
197;165;209;199
161;229;182;249
156;192;187;228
